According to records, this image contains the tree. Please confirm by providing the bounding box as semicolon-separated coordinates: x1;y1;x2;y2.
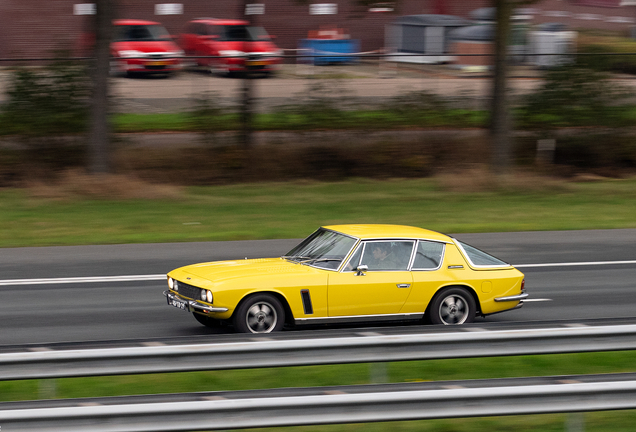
88;0;114;174
490;0;539;174
490;0;513;174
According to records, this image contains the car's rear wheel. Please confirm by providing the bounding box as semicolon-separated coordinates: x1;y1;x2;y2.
192;312;222;328
234;294;285;334
428;287;475;325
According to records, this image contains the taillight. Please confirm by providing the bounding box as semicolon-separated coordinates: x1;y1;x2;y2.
521;279;525;291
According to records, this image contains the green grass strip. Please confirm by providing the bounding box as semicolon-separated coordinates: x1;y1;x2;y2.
2;177;636;247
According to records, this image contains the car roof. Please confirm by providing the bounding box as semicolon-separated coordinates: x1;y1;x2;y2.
190;18;249;25
114;19;161;26
323;224;453;242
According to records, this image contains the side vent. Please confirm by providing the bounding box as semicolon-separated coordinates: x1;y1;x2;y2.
301;289;314;315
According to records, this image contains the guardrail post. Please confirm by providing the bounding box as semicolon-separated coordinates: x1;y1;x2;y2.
566;413;585;432
38;379;57;399
369;362;388;384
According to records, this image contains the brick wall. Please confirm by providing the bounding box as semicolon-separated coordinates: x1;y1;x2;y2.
0;0;492;59
3;0;635;60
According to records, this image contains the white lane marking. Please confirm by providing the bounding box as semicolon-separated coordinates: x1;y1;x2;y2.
516;260;636;268
1;259;635;287
0;274;165;286
523;299;553;302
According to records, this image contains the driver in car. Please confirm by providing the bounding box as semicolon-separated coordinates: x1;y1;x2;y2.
367;243;399;270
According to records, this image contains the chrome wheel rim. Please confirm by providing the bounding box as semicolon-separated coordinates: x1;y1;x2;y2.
245;301;277;333
439;295;469;325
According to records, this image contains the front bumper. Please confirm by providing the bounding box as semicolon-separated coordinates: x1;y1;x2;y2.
119;58;182;73
164;290;228;314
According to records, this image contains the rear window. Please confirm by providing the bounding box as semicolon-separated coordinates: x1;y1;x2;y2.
455;240;510;268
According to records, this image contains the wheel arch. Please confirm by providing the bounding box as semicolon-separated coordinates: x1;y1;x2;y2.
233;290;295;326
425;284;482;317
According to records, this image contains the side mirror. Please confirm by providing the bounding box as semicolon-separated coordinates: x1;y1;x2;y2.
355;265;368;276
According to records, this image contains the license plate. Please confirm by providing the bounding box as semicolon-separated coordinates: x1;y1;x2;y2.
148;61;167;66
247;60;267;66
167;296;189;311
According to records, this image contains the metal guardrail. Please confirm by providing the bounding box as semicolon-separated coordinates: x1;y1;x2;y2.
3;324;636;380
2;374;636;431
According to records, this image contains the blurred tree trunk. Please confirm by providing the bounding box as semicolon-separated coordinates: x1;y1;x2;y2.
490;0;513;174
240;0;254;148
88;0;113;174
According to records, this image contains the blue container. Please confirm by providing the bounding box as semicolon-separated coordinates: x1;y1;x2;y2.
297;39;360;65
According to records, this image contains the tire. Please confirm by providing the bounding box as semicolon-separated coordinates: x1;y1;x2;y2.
428;287;476;325
192;312;222;328
233;294;285;334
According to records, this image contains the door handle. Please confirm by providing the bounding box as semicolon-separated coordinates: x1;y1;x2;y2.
396;284;411;288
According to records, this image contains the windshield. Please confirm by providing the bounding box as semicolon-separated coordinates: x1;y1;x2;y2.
114;25;172;42
221;25;271;42
283;228;357;270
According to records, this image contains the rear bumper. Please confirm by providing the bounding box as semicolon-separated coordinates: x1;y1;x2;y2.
494;293;529;302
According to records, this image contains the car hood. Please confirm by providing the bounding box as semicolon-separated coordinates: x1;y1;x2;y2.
112;40;181;53
169;257;322;287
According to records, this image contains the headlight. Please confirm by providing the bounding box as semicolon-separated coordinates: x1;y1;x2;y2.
167;277;174;289
219;50;244;57
200;289;213;303
173;280;179;291
118;50;145;58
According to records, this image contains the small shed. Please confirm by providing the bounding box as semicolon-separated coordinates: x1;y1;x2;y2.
527;23;577;68
385;14;470;64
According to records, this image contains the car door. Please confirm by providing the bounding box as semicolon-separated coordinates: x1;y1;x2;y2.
400;240;450;314
327;240;414;317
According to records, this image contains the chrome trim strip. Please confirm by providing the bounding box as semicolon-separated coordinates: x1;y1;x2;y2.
362;237;452;244
494;293;529;302
295;312;424;325
164;291;229;313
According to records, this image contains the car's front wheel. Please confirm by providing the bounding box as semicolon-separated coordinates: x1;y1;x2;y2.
234;294;285;333
428;287;476;325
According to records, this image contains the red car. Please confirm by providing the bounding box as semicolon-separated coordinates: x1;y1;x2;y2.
179;18;282;75
111;19;183;76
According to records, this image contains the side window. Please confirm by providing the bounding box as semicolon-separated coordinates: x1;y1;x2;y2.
360;241;414;271
412;240;444;270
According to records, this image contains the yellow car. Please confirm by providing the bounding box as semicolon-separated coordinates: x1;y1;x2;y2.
164;225;527;333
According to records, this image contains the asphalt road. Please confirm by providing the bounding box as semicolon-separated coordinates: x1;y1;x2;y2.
1;229;636;346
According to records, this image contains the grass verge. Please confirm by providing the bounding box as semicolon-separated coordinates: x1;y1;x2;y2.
3;175;636;247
